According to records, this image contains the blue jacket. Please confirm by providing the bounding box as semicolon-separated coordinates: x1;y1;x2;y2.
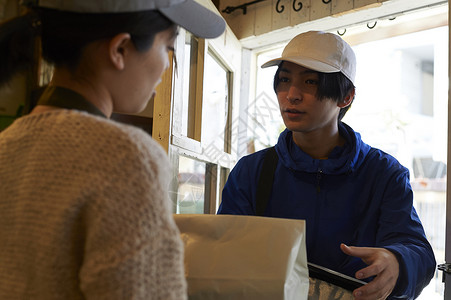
218;122;436;299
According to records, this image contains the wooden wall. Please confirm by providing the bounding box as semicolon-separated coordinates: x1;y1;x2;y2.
219;0;388;40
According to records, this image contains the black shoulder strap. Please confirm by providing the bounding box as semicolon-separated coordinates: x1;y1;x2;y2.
255;146;279;216
38;86;107;118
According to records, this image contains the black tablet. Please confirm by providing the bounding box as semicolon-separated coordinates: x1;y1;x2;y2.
308;262;367;291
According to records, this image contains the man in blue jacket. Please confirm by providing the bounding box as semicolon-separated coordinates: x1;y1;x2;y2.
217;31;435;299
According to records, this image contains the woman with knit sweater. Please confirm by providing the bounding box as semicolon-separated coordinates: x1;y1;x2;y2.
0;1;225;299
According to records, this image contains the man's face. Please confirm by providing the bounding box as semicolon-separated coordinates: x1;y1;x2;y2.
276;62;341;135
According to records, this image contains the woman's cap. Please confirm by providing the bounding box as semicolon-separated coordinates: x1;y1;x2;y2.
261;31;356;85
34;0;226;39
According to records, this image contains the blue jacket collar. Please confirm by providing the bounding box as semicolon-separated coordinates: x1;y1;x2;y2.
275;122;371;174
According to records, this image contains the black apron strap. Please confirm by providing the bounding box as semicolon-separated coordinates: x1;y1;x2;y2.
37;86;107;118
255;146;279;216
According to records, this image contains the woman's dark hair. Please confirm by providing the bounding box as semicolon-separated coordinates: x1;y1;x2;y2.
0;8;176;85
0;13;38;86
273;62;356;121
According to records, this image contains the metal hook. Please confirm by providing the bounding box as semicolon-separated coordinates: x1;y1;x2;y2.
276;0;284;13
293;0;302;11
367;21;377;29
221;0;265;15
337;29;346;36
322;0;331;4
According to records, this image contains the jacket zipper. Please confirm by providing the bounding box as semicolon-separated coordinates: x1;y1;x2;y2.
316;169;323;193
313;168;323;253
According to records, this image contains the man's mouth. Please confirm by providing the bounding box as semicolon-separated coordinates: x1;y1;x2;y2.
284;108;304;114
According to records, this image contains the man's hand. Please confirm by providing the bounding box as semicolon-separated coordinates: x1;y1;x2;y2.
340;243;399;300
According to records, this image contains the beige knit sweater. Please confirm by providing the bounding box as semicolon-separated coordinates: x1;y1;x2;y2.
0;110;187;299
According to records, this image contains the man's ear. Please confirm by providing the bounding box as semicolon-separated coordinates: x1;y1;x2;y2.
338;88;355;108
108;33;132;71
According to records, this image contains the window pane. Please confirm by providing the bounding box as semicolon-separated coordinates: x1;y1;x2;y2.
202;52;230;152
174;156;206;214
254;26;447;299
252;49;285;152
345;26;447;299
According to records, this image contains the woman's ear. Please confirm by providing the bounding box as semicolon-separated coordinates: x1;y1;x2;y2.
338;88;355;108
108;33;132;71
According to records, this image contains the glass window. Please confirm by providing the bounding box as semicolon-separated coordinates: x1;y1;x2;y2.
252;49;285;152
201;52;231;153
173;155;206;214
170;30;240;214
346;27;447;299
254;25;447;300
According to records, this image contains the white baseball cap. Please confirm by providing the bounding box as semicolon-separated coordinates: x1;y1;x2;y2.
35;0;226;39
261;31;356;85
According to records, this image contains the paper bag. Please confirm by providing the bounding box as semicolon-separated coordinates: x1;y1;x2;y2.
174;214;309;300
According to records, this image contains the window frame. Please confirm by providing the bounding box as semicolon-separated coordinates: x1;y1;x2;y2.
169;25;242;215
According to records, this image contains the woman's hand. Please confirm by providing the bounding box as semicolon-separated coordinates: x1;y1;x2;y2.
340;243;399;300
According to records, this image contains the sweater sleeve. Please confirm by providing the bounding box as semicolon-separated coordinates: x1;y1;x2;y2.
376;168;436;299
78;130;187;300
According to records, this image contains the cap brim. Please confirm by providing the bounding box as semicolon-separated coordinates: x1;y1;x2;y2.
261;57;340;73
159;1;225;39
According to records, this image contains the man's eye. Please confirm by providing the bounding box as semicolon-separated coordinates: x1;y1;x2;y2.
279;77;289;83
305;79;318;85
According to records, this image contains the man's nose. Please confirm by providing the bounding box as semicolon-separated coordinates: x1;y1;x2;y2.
286;84;302;102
